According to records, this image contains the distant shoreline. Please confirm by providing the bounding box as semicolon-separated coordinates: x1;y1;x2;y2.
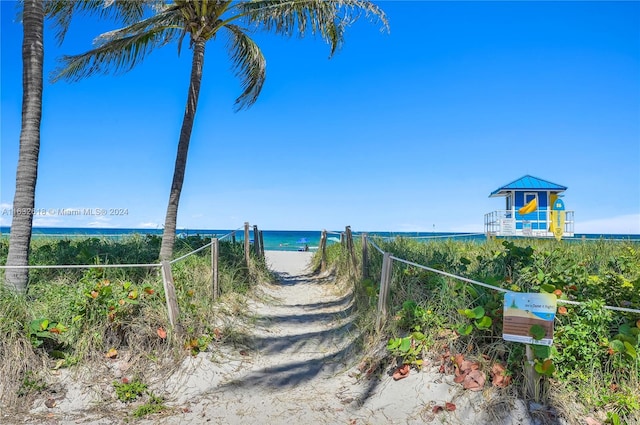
1;226;639;236
1;226;639;245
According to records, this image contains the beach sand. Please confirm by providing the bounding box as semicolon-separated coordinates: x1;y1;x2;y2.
23;250;533;425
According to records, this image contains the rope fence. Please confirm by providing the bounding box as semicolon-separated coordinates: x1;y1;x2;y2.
1;223;263;331
0;262;161;269
360;234;640;331
169;242;212;264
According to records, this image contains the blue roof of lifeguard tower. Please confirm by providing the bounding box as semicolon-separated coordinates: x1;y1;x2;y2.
490;175;567;197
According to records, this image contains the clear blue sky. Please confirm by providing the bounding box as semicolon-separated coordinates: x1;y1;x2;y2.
1;1;639;233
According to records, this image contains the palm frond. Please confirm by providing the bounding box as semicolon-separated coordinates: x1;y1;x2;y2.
236;0;388;56
223;24;266;111
45;0;157;45
51;12;182;83
93;5;180;46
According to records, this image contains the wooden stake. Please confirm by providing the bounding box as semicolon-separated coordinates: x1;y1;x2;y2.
160;260;180;330
211;238;219;300
319;230;327;272
361;233;368;280
376;252;392;332
244;222;250;268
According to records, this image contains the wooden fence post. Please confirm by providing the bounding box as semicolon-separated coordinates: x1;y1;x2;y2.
211;238;219;300
259;230;265;258
361;233;368;280
160;260;180;330
376;252;392;332
253;225;260;258
345;226;357;274
231;231;236;244
319;230;327;272
244;222;250;268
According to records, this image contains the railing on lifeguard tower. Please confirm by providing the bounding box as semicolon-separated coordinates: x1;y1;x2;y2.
484;209;574;238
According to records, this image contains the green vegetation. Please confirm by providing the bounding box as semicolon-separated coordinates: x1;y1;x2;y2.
0;235;270;415
113;377;168;418
327;236;640;424
132;391;167;418
113;378;147;402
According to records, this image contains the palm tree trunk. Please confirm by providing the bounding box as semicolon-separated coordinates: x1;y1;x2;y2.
159;39;206;261
4;0;45;293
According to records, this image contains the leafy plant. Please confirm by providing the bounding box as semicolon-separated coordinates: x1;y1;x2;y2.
132;392;166;418
348;237;640;421
28;318;67;349
457;306;492;335
387;331;429;366
113;378;147;403
184;335;212;356
395;300;431;331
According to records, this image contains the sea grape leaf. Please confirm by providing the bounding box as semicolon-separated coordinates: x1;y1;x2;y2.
623;342;637;359
387;338;401;350
471;306;485;319
618;324;633;337
411;331;426;341
532;344;551;359
30;319;44;333
457;324;473;336
540;283;556;293
400;337;411;353
458;309;474;319
475;316;492;330
615;334;636;345
529;325;546;340
54;323;68;333
534;359;555;376
609;339;625;353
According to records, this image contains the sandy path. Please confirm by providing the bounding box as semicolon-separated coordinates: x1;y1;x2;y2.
135;251;523;425
142;251;366;424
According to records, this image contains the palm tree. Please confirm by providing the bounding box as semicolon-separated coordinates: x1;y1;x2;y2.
52;0;389;261
4;0;45;293
4;1;150;293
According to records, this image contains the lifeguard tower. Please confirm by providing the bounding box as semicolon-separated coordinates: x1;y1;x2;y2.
484;175;574;238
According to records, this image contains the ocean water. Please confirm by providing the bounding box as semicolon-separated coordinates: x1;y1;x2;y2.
0;227;340;251
1;227;638;251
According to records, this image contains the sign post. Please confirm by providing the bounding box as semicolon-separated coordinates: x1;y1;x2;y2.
503;292;556;345
503;292;557;402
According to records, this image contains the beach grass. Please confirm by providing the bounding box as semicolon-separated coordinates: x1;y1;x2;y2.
0;235;271;412
326;236;640;424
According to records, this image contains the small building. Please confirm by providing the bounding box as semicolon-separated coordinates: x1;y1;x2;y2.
484;175;574;237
